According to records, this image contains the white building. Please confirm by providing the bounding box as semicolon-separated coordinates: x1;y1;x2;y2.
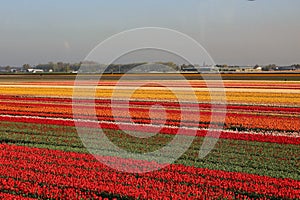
27;69;44;73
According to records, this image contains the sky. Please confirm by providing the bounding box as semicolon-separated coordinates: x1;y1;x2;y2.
0;0;299;66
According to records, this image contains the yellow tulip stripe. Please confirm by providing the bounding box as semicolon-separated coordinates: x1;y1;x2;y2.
0;86;299;105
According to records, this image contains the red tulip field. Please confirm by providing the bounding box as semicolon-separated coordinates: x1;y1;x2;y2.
0;78;299;199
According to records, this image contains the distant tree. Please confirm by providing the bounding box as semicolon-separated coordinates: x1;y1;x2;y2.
292;64;300;69
262;64;277;71
70;63;81;71
215;64;228;68
158;62;178;71
57;62;64;72
46;62;56;72
65;63;71;72
5;66;11;72
22;64;31;71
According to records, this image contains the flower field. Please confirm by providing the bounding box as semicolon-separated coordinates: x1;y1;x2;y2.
0;79;299;199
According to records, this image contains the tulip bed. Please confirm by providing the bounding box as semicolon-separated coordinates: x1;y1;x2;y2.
0;80;299;199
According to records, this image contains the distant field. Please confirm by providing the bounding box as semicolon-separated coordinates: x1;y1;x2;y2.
0;72;300;81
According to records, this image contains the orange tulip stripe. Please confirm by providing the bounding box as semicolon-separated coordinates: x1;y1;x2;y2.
0;95;298;133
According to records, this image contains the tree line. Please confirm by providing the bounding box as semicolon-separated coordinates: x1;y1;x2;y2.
0;62;300;73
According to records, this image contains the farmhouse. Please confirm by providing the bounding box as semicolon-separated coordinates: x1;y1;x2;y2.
27;69;44;73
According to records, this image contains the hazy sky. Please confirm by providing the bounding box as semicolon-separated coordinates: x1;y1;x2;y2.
0;0;299;66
